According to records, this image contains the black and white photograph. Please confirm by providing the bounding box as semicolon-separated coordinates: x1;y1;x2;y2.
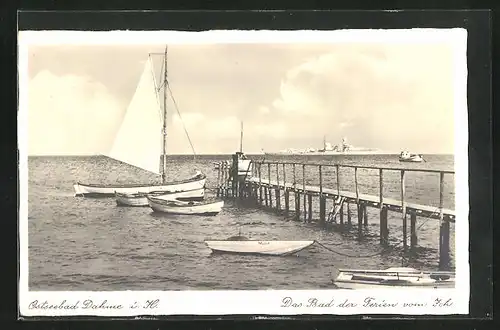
18;28;469;317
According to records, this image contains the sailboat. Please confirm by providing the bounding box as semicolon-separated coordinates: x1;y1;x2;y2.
73;46;206;197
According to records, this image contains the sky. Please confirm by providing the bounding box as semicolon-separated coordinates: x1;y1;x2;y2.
25;38;459;155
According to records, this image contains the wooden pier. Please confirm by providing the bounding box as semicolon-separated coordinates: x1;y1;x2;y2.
215;155;456;271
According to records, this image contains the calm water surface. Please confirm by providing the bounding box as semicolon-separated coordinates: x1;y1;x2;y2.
28;154;456;291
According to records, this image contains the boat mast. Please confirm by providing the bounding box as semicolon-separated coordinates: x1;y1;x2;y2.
161;45;168;183
240;121;243;153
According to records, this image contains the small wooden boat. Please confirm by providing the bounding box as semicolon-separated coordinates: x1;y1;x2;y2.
147;195;224;216
115;187;205;207
333;267;455;289
75;172;206;197
399;151;424;162
205;235;315;256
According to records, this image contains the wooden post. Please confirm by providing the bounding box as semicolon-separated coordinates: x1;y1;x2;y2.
355;167;362;238
381;208;388;245
439;172;450;270
282;163;287;189
258;163;262;205
293;163;299;220
221;162;225;197
284;189;290;217
318;165;324;224
339;203;344;224
294;191;300;220
275;163;281;211
401;170;407;252
319;165;323;195
347;202;352;225
232;153;238;198
216;162;221;197
410;211;418;250
264;185;269;207
336;164;340;197
306;194;312;222
379;168;387;245
302;164;306;221
268;163;272;209
363;204;368;226
319;196;326;225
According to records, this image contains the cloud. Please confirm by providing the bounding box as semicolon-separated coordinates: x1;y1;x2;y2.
263;44;454;152
28;70;124;155
258;106;270;114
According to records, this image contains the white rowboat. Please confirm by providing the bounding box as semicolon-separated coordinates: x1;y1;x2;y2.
74;172;206;197
115;187;205;207
147;196;224;216
334;267;455;289
205;235;315;256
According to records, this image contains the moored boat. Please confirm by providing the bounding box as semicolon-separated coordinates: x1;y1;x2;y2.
399;151;424;162
237;155;252;177
147;195;224;215
75;172;206;197
205;235;315;256
74;46;203;198
115;186;205;207
333;267;455;289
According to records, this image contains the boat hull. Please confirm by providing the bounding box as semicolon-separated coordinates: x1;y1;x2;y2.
74;175;206;197
148;197;224;215
333;267;455;289
399;157;423;162
115;188;205;207
204;240;315;256
334;280;455;289
237;159;252;177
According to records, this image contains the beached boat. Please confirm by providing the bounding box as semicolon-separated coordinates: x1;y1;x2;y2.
333;267;455;289
147;195;224;215
205;235;315;256
399;151;424;162
74;46;204;197
115;186;205;207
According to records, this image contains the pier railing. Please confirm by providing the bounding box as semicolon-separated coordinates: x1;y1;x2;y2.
215;158;456;270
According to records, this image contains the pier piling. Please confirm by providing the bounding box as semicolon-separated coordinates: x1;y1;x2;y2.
307;194;313;222
438;172;451;270
401;170;408;252
410;211;418;250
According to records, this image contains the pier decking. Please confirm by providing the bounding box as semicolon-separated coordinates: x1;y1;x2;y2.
215;156;456;271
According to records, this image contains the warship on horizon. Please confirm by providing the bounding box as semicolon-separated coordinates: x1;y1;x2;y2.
263;137;389;156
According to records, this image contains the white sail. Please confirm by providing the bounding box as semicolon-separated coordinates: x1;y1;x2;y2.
107;57;163;174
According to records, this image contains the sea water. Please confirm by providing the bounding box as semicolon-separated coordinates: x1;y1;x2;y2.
26;154;456;291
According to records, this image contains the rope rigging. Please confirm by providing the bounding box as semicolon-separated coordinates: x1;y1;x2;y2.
166;82;197;160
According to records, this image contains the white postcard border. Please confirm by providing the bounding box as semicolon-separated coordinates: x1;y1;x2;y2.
18;28;470;317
